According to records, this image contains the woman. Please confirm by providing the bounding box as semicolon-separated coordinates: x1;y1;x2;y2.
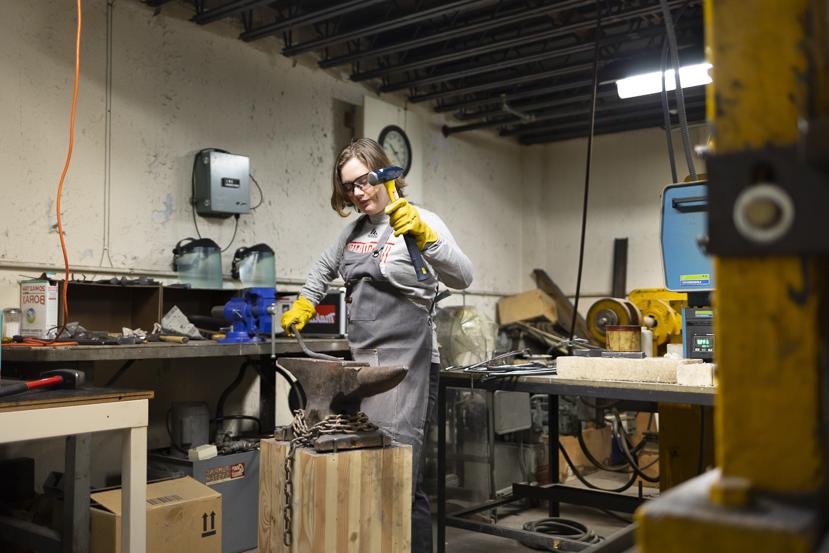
281;138;473;552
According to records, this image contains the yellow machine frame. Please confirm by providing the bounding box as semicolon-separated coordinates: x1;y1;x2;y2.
637;1;828;551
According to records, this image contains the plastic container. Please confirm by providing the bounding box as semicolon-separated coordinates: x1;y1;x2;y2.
2;308;21;340
172;238;223;289
641;326;654;357
231;243;276;288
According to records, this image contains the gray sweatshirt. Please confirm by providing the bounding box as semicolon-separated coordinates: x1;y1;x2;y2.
299;207;474;362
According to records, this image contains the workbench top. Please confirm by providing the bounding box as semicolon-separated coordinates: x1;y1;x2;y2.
1;337;350;362
440;370;716;406
0;381;154;412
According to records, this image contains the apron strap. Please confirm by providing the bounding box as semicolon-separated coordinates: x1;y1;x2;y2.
371;224;395;259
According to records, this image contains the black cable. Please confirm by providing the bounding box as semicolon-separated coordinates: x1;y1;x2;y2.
659;36;678;184
559;441;638;493
274;361;306;412
577;425;630;473
213;415;262;435
568;0;603;343
659;0;697;180
250;174;264;209
520;518;602;550
220;214;240;253
612;410;660;483
216;360;254;420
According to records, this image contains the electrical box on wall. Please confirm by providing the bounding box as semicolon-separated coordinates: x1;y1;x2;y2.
193;150;251;217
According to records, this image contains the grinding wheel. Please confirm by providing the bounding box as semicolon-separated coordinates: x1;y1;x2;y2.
586;298;637;346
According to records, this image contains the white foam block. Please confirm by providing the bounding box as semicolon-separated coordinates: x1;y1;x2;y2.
677;362;716;387
556;356;704;384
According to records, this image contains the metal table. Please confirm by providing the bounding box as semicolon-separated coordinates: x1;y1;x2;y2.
0;385;154;553
436;371;716;552
2;338;350;434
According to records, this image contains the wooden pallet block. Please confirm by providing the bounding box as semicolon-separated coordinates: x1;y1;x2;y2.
259;439;412;553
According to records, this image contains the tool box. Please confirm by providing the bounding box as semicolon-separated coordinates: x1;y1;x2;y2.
276;288;346;336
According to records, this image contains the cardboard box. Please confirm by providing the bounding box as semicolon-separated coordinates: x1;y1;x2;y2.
19;278;58;338
497;289;558;326
90;477;221;553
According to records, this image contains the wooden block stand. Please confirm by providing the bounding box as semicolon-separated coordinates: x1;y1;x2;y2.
259;439;412;553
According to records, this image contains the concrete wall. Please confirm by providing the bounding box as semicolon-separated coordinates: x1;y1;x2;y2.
0;0;708;488
0;0;532;487
533;125;708;312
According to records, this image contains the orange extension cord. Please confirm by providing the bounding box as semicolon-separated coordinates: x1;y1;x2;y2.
52;0;83;342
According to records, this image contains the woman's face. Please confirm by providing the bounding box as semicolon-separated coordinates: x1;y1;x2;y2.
341;157;390;216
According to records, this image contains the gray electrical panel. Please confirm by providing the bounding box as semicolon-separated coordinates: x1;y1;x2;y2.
193;150;251;217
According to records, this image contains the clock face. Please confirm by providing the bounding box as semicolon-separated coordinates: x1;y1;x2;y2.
378;125;412;176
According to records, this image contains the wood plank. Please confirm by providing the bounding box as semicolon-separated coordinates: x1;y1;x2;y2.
259;439;411;553
0;387;154;412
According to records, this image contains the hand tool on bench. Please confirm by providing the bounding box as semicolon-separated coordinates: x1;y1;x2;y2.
368;165;430;281
0;369;85;399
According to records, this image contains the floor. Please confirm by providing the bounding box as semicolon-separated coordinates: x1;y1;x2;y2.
246;472;645;552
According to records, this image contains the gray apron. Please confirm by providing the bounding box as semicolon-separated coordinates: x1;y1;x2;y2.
340;216;434;453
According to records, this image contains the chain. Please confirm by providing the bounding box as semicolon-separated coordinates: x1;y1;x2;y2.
282;409;379;546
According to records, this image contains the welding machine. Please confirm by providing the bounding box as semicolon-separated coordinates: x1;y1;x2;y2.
661;181;715;361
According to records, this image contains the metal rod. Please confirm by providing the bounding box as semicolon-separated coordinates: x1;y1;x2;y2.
240;0;386;42
445;86;703;136
548;394;559;517
432;77;594;111
454;89;615;121
282;0;486;56
384;21;686;93
291;325;343;360
408;63;595;103
351;0;688;82
517;106;706;144
192;0;275;25
319;0;594;69
507;97;706;138
437;378;447;553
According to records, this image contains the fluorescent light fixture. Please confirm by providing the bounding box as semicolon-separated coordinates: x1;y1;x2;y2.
616;62;712;99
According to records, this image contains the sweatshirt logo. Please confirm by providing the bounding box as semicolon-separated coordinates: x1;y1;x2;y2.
368;227;378;238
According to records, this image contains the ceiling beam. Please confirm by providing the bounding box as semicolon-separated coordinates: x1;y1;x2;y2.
192;0;276;25
318;0;593;69
240;0;386;42
409;62;596;103
351;0;690;82
280;0;488;55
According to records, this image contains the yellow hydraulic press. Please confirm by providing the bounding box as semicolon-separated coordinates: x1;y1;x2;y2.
637;0;829;551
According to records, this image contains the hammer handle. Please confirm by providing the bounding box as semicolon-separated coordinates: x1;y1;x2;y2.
384;181;430;282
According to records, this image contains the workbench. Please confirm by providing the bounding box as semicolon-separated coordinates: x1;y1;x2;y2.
0;384;154;553
2;337;350;434
436;371;716;553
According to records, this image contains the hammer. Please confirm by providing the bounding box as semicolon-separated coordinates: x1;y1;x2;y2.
368;166;430;282
0;369;86;399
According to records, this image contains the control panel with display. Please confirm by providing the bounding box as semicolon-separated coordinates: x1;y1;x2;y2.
682;307;714;362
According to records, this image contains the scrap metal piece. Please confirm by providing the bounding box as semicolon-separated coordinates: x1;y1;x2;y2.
276;357;407;426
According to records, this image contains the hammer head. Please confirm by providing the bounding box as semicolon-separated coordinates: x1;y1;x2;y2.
367;166;404;185
40;369;86;388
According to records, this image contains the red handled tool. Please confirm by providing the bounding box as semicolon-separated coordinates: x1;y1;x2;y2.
0;369;86;399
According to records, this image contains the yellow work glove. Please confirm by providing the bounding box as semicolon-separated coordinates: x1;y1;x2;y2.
385;198;438;251
280;295;316;335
